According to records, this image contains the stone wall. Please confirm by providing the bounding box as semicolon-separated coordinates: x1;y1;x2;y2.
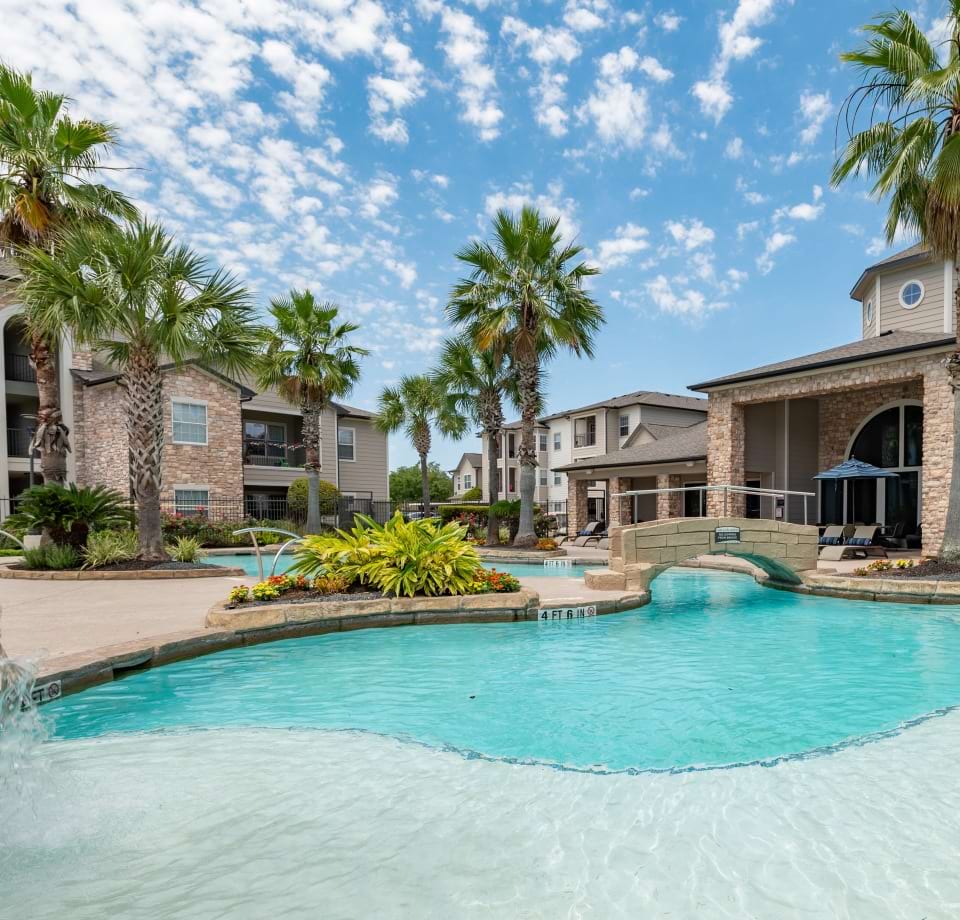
655;473;683;519
75;365;244;501
704;349;953;552
567;477;589;535
609;476;632;528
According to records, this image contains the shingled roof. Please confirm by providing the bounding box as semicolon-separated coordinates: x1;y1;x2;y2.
554;421;707;472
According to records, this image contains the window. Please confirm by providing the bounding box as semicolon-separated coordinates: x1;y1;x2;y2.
553;431;561;450
553;471;562;486
539;433;547;452
174;488;208;515
497;468;503;493
337;427;355;461
172;400;207;445
508;467;516;493
899;280;924;309
464;474;472;490
574;416;596;448
539;468;547;486
619;414;630;437
865;299;874;325
244;421;286;465
508;434;516;458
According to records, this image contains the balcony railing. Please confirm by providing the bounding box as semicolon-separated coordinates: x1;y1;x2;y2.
242;438;305;468
6;428;36;458
574;433;596;448
5;353;35;383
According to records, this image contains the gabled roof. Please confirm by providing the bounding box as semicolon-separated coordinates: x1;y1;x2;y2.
689;330;954;391
622;419;701;448
850;242;930;300
449;452;482;473
542;389;705;420
333;401;374;420
554;421;707;472
72;360;257;399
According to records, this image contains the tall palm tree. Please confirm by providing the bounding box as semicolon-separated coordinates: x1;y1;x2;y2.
257;291;368;534
17;220;260;560
375;375;466;514
832;6;960;558
0;64;137;484
433;335;519;544
447;206;603;547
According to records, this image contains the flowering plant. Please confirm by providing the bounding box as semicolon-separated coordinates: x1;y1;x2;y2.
467;568;521;594
228;585;250;604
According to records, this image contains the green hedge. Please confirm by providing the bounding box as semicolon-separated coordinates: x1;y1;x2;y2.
288;478;341;516
438;504;489;525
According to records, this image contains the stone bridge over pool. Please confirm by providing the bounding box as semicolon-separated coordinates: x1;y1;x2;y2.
585;517;820;593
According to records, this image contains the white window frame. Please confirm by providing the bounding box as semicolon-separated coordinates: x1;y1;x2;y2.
553;431;561;450
173;485;210;514
464;473;472;490
171;398;208;446
553;471;562;486
337;426;356;462
619;413;630;438
865;298;874;325
898;280;925;310
539;432;547;452
539;468;547;486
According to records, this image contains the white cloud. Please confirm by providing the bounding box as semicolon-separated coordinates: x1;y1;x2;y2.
666;218;716;251
596;223;650;267
798;90;832;145
693;0;781;122
645;275;727;321
483;182;580;243
564;0;610;31
737;220;761;240
261;39;333;129
629;187;650;200
725;136;744;159
360;175;399;219
439;8;503;141
367;38;425;144
774;185;825;222
655;11;683;31
757;231;796;274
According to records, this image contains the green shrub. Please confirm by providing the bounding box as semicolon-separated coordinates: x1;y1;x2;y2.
438;504;489;525
22;544;81;570
6;484;132;548
291;512;483;597
288;478;340;517
82;529;138;568
461;486;483;501
167;535;203;563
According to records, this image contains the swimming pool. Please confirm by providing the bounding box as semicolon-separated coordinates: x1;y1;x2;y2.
8;570;960;917
210;552;587;580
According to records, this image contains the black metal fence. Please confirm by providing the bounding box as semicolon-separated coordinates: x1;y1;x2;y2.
6;428;36;459
5;352;35;382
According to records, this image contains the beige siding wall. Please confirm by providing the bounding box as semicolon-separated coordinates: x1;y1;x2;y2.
337;416;389;499
639;405;707;426
862;276;879;339
878;259;946;335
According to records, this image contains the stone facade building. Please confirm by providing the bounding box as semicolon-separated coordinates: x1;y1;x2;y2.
561;244;957;555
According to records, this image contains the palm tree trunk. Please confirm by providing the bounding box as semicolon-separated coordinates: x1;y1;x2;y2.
513;355;539;547
485;426;500;544
413;422;432;514
302;400;322;534
126;346;167;561
29;331;69;485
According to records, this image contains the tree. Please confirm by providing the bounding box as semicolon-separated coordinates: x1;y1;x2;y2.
18;220;260;560
433;335;517;544
832;7;960;558
447;206;603;546
375;375;466;512
0;64;137;485
389;463;454;504
257;291;367;534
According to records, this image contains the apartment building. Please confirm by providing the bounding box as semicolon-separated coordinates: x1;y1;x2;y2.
449;452;482;497
0;281;389;519
480;391;707;520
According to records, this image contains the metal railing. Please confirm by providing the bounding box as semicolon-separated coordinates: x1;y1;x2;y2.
232;527;303;581
613;483;817;525
6;428;36;458
242;439;306;468
4;353;35;383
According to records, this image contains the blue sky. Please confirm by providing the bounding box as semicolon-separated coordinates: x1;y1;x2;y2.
5;0;949;470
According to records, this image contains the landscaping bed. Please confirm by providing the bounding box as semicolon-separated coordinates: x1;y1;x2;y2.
853;559;960;581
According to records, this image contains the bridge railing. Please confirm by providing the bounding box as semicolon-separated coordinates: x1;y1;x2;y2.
611;484;817;526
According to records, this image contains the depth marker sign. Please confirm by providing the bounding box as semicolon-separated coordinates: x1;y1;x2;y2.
539;606;597;620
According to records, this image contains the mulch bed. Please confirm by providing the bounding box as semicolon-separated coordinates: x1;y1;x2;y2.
860;559;960;581
228;586;384;609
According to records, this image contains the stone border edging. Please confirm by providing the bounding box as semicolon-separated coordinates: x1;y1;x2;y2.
797;572;960;604
0;563;247;580
35;588;650;702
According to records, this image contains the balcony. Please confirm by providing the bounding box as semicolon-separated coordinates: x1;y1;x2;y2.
242;438;305;468
7;428;37;458
574;433;597;448
5;353;35;383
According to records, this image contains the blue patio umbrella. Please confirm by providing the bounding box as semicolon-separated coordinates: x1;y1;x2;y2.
814;459;899;524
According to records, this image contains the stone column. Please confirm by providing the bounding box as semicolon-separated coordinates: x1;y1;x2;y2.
706;394;745;517
923;365;953;554
656;474;682;519
567;477;589;536
609;476;633;528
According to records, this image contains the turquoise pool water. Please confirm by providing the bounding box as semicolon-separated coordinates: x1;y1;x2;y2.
210;552;586;580
45;570;960;772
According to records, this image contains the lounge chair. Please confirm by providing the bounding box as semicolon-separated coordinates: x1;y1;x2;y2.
878;522;906;549
571;522;602;547
596;537;609;550
817;525;845;553
818;525;887;561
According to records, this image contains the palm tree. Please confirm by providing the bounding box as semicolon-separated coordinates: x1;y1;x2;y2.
17;220;260;561
257;291;368;534
0;64;137;485
447;206;603;547
375;375;467;514
433;335;518;544
832;6;960;557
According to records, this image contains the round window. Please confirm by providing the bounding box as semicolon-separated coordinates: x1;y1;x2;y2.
899;280;924;309
865;299;874;324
